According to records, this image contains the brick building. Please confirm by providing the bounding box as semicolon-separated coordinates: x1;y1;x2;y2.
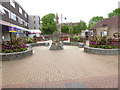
90;16;120;38
0;0;29;41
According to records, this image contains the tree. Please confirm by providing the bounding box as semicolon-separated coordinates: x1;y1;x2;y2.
79;20;87;30
41;13;57;34
72;20;87;34
108;8;120;18
68;26;74;34
88;16;104;29
61;25;69;34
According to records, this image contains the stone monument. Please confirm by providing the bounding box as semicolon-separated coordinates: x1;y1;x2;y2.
49;31;64;50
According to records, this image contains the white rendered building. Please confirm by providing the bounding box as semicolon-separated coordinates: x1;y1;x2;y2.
28;15;40;30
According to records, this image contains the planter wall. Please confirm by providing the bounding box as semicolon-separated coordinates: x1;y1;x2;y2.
63;42;85;48
1;47;33;61
30;42;49;47
84;46;120;55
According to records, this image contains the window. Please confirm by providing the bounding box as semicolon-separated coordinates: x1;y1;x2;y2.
24;21;28;26
34;27;36;29
18;17;23;24
25;13;27;18
10;0;15;8
10;12;16;21
34;21;36;24
19;7;22;14
102;31;108;36
0;5;6;15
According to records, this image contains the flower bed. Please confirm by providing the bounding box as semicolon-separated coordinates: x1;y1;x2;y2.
89;36;117;49
89;42;116;49
84;46;119;55
2;37;28;53
1;45;33;61
1;37;33;61
2;44;27;53
84;36;119;55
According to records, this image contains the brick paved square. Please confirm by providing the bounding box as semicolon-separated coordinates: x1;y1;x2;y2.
2;46;118;88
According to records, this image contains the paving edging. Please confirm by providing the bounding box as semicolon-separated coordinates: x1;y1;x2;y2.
84;46;120;55
1;44;33;61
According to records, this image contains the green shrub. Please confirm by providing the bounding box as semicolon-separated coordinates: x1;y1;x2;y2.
89;45;94;47
25;37;35;44
2;47;27;53
2;50;13;53
20;47;27;51
89;44;116;49
90;35;112;46
72;35;82;42
2;37;28;53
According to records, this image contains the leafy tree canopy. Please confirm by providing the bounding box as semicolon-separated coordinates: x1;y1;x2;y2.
41;13;57;34
108;8;120;18
72;20;87;34
88;16;104;29
61;25;70;34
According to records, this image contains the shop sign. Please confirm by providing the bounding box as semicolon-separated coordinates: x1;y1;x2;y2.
9;27;17;32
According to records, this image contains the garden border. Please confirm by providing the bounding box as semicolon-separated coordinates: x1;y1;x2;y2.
84;46;120;55
1;45;33;61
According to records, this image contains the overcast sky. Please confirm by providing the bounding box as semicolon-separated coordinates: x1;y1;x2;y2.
17;0;119;24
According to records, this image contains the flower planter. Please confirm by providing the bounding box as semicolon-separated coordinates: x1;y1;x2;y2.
1;45;33;61
84;46;120;55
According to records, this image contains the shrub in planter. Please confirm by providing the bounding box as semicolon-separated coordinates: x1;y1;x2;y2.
89;45;94;47
24;37;36;44
71;35;82;42
90;35;112;46
89;44;116;49
2;37;28;53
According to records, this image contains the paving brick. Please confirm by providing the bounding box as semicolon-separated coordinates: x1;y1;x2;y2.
2;46;118;88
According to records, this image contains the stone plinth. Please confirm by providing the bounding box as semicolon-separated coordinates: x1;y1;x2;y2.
49;31;64;50
49;41;63;50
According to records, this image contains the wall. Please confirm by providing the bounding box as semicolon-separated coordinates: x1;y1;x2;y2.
108;26;119;38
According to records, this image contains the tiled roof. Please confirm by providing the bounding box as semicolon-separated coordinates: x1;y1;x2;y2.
91;15;120;29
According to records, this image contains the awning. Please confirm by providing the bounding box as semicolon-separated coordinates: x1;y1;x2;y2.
25;30;41;34
0;19;29;31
